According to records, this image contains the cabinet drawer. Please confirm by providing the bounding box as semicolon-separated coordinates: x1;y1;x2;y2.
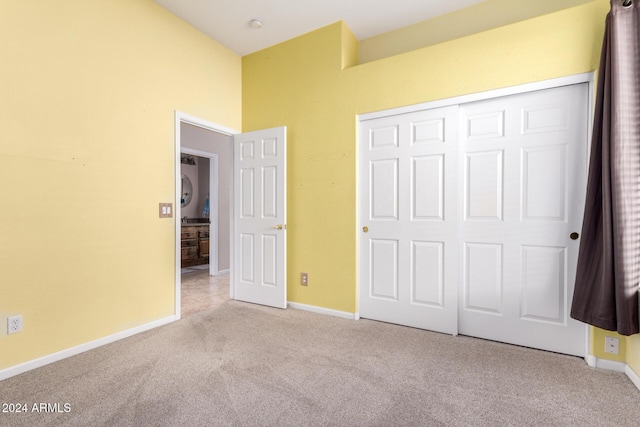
181;230;197;240
198;230;209;238
181;239;197;248
181;246;197;260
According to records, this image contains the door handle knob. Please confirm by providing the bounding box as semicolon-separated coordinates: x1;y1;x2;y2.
271;224;284;230
362;226;369;233
570;232;579;240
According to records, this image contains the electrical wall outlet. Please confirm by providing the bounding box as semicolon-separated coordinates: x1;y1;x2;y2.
301;272;308;286
7;315;23;334
605;336;619;355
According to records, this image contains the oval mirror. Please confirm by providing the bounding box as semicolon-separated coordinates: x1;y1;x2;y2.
181;174;193;208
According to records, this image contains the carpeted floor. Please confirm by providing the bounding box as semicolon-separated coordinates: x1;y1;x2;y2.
1;300;639;426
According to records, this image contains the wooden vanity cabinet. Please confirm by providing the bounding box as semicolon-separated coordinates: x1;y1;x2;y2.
181;224;210;267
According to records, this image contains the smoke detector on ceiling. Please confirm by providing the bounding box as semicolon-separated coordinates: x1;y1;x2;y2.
249;18;263;29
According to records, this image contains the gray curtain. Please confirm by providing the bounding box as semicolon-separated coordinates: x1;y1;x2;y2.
571;0;640;336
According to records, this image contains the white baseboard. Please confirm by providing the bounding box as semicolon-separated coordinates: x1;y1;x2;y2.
625;365;640;391
585;354;597;368
0;315;177;382
287;302;358;320
595;358;627;373
585;355;640;392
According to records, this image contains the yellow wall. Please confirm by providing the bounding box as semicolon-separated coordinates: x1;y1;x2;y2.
627;332;640;374
593;330;627;364
243;1;608;314
0;0;241;369
596;320;640;373
359;0;596;63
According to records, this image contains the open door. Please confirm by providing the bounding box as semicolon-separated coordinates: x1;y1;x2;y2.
233;127;287;309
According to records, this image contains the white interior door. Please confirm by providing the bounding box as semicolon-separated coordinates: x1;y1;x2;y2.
233;127;287;309
458;84;588;356
359;106;459;335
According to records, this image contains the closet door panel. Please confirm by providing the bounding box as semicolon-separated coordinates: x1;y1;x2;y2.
459;84;588;357
359;107;459;335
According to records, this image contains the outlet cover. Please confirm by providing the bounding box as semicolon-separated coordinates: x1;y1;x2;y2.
7;315;23;334
605;336;619;355
301;272;308;286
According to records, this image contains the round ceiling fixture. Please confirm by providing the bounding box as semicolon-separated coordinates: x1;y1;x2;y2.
249;18;263;29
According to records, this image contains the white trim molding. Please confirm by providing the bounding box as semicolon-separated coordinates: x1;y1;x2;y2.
625;365;640;391
585;355;640;392
358;72;595;122
0;316;177;382
593;357;626;373
287;302;359;320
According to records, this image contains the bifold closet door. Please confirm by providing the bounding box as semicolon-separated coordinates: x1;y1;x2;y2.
458;84;588;356
359;106;459;335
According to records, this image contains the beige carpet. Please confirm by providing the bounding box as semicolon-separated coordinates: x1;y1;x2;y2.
1;300;639;426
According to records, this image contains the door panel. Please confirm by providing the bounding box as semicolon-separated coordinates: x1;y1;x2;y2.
458;84;588;356
371;159;399;219
412;241;444;307
360;106;459;335
233;127;287;309
464;242;503;314
465;150;504;220
523;146;567;220
521;245;566;323
413;155;444;220
371;239;399;300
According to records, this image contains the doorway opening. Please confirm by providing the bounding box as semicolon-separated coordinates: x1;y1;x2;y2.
179;151;217;273
175;112;238;318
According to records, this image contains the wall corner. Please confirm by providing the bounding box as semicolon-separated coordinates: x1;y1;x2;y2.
591;326;627;364
340;21;359;70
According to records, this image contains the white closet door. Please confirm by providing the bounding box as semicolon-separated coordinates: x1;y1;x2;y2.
359;106;459;335
458;84;588;356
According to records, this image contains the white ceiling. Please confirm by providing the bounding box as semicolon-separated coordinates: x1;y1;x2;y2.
153;0;487;56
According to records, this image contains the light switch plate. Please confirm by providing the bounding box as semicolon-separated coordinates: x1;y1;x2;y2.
159;203;173;218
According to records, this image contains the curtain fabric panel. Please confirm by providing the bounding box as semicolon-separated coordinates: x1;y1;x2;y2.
571;0;640;336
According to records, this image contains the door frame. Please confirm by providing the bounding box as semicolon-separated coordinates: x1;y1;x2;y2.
180;147;219;276
174;111;239;319
356;72;594;356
